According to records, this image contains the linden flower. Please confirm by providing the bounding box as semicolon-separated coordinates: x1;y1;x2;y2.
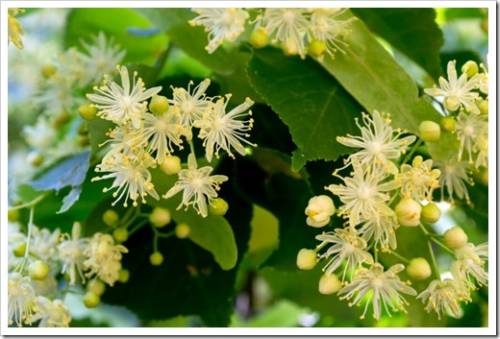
397;156;441;201
164;154;228;217
169;79;212;127
8;8;24;49
315;227;373;280
58;222;89;285
79;32;126;86
23;117;57;150
93;151;159;207
475;63;488;94
337;111;416;174
474;133;488;169
32;297;71;327
87;65;161;129
452;242;488;290
195;95;255;162
190;8;249;53
30;226;61;264
309;8;354;55
326;160;397;227
339;263;416;320
357;212;398;251
100;125;145;159
141;107;186;164
305;195;336;227
424;60;479;114
261;9;310;58
8;272;37;326
456;111;487;163
83;233;128;286
435;159;472;202
418;279;466;319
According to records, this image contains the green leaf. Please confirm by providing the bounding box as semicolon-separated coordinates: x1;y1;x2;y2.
248;48;363;170
64;8;168;65
318;11;441;134
352;8;444;79
230;300;308;327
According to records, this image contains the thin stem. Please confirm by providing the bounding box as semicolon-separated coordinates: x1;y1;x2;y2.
402;139;423;164
18;207;35;273
430;237;455;256
155;230;175;238
128;220;148;236
418;223;430;236
390;251;410;264
374;248;379;262
153;233;159;252
10;193;47;210
427;240;441;280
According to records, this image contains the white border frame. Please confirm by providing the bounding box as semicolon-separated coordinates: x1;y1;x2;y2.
1;0;496;336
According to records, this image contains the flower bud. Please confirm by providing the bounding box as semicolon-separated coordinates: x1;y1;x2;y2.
444;96;460;112
296;248;317;270
41;64;57;79
28;151;44;167
481;17;488;34
318;273;342;295
79;135;90;147
249;27;269;49
441;116;456;132
477;167;488;186
77;122;88;136
305;195;335;228
149;95;169;115
118;269;130;283
406;257;432;280
175;223;190;239
83;292;100;308
160;155;182;175
53;111;70;128
149;207;171;228
112;227;128;243
478;99;488;115
443;226;468;249
102;209;119;227
395;198;421;227
419;120;441;142
8;208;19;222
149;251;164;266
78;104;97;121
461;60;479;78
209;198;229;216
87;279;106;296
308;39;327;58
29;260;49;280
421;202;441;224
13;242;26;257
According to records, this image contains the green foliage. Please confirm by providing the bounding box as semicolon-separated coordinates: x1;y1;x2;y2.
248;48;363;170
352;9;444;79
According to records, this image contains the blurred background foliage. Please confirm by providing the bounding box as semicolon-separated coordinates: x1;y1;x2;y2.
8;7;488;328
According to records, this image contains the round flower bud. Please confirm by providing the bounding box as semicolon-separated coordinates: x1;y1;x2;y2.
149;95;169;115
77;122;88;136
441;116;457;132
41;64;57;79
102;209;119;227
118;269;130;283
443;226;468;250
53;111;71;128
477;167;488;186
419;120;441;142
478;99;488;115
305;195;335;228
308;39;327;58
421;202;441;224
79;135;90;147
249;27;269;49
406;257;432;281
113;227;128;243
28;151;44;167
8;208;19;222
444;96;460;112
83;292;100;308
87;279;106;296
296;248;317;270
395;198;422;227
29;260;49;280
175;223;191;239
149;252;164;266
209;198;229;216
160;155;182;175
149;207;171;228
461;60;479;78
481;17;488;33
13;242;26;257
78;104;97;121
318;273;342;295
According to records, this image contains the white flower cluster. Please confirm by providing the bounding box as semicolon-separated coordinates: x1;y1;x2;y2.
299;109;488;321
23;32;125;168
190;8;354;59
8;221;128;327
87;67;255;216
425;60;489;202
